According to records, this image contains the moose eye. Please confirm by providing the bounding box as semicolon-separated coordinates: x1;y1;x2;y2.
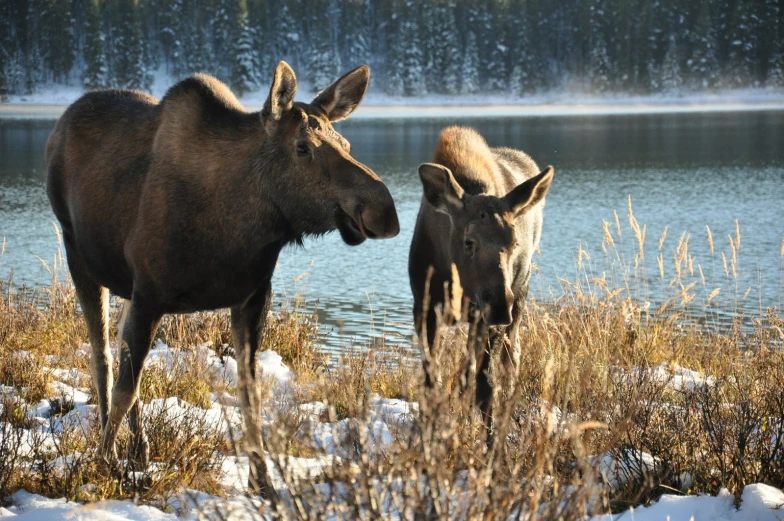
296;143;309;157
479;211;488;220
464;239;475;256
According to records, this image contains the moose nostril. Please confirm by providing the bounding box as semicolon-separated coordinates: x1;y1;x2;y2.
360;205;399;239
363;223;378;239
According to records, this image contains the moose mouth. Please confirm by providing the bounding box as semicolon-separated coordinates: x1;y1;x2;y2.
336;208;368;246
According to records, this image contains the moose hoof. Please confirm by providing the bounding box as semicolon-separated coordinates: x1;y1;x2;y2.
128;434;150;468
247;456;277;501
247;477;275;500
98;451;122;478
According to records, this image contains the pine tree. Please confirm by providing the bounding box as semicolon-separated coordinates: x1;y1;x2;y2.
660;36;683;93
719;0;757;88
340;0;373;72
271;0;302;70
509;47;534;95
170;0;188;78
157;0;178;74
400;0;426;96
25;43;45;95
461;31;481;94
465;3;492;88
634;0;659;92
0;1;12;99
588;0;612;92
212;0;235;81
611;0;642;91
383;0;405;96
424;0;460;94
109;0;152;90
82;0;107;89
486;0;508;91
247;0;273;81
764;0;784;88
768;38;784;88
305;0;340;92
7;50;27;95
687;2;719;89
1;1;26;96
22;1;44;95
40;0;76;84
2;0;784;98
171;0;211;79
508;0;535;96
230;0;261;96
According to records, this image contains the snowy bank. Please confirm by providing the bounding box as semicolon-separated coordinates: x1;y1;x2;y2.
2;86;784;120
1;335;782;520
3;481;783;520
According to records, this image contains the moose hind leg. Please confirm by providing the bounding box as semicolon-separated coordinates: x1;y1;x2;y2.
63;242;113;434
102;295;160;468
231;282;278;501
127;400;149;467
115;300;149;467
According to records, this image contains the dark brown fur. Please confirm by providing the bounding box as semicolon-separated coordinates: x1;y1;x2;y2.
46;62;399;497
408;126;553;444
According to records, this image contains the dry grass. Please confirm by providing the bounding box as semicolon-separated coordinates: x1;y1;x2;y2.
0;205;782;517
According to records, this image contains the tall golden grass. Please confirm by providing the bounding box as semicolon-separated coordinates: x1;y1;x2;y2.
0;204;782;518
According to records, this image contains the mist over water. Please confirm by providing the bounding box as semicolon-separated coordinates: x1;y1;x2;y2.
1;111;783;350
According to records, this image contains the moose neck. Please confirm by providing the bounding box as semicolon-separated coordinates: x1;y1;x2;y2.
220;118;318;248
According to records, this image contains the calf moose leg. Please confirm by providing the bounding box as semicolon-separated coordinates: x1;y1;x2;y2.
64;243;113;433
479;305;524;451
500;301;525;397
475;332;494;447
416;305;439;389
101;295;161;468
230;281;278;501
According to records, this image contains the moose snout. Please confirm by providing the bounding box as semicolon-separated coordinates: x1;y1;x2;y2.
357;189;400;239
479;287;514;326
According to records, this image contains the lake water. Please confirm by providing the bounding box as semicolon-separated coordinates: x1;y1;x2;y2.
1;111;783;349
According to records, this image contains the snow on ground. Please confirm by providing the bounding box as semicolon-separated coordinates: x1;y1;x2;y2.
1;490;177;520
3;482;783;520
1;340;782;520
651;363;716;391
589;484;784;520
615;363;715;392
2;80;784;120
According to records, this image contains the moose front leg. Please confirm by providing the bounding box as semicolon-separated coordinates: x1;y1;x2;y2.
101;295;161;470
230;282;279;501
498;300;525;397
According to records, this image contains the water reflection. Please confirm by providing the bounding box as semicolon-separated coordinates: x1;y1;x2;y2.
1;111;783;350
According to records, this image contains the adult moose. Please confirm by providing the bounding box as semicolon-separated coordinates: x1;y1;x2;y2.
409;126;553;445
46;62;399;498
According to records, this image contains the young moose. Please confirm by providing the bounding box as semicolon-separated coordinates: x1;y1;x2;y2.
409;127;553;443
45;62;399;498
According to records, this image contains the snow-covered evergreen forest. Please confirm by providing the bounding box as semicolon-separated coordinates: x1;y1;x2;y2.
1;0;783;101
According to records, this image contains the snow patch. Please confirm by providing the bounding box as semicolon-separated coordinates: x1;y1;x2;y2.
4;490;177;520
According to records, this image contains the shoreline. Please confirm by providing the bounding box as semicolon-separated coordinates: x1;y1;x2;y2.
3;100;784;120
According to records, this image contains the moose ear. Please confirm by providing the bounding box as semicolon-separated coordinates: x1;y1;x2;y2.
311;65;370;122
504;166;554;216
419;163;465;215
262;61;297;122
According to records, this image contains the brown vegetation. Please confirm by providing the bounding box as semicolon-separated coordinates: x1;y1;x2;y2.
1;206;782;518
